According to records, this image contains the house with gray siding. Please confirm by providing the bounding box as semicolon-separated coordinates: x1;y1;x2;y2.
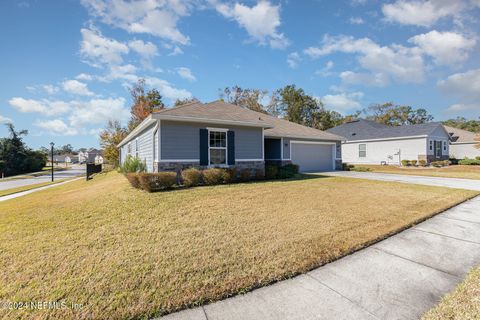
118;101;343;173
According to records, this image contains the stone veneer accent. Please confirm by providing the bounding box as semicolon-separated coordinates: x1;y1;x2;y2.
156;161;265;173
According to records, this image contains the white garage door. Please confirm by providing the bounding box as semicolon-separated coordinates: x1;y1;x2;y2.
291;143;334;172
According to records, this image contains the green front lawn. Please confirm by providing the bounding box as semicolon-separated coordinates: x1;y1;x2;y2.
0;171;477;319
355;165;480;180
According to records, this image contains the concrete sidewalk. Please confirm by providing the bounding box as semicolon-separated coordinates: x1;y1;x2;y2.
160;196;480;320
0;177;83;202
321;171;480;191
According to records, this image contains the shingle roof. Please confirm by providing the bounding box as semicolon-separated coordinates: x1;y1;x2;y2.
154;100;343;141
444;125;479;143
326;119;445;141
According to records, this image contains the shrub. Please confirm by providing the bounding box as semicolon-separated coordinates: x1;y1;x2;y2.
351;166;371;172
138;172;177;192
449;158;459;165
401;159;409;167
277;165;296;179
476;156;480;161
430;161;443;167
342;163;354;171
254;169;265;180
265;165;279;179
284;163;299;174
181;168;201;187
458;159;480;165
126;173;141;189
120;155;147;173
239;169;252;182
443;160;451;166
222;168;237;183
202;168;224;185
418;159;426;167
410;160;417;166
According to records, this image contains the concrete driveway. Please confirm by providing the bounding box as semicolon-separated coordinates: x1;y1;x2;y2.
160;196;480;320
0;165;85;191
321;171;480;191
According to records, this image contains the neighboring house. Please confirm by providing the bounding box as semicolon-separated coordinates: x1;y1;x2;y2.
118;100;343;173
444;126;480;159
326;119;450;165
50;154;76;164
79;149;104;164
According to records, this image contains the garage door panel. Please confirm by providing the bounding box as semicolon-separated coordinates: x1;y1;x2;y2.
291;143;333;172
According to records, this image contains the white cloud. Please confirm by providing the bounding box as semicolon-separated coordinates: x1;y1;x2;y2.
438;68;480;102
438;69;480;113
128;39;158;60
145;77;192;101
81;0;193;44
0;114;13;124
446;103;480;112
80;27;129;67
42;85;60;95
62;79;94;96
287;52;300;68
409;30;476;65
168;46;184;56
100;64;139;82
35;119;78;136
320;91;364;111
305;35;425;85
349;17;364;24
212;0;289;49
340;71;390;87
315;60;335;76
9;97;70;115
382;0;467;27
68;97;129;127
177;67;196;81
76;73;94;81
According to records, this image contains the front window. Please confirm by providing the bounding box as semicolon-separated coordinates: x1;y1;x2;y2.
209;131;227;165
359;144;366;158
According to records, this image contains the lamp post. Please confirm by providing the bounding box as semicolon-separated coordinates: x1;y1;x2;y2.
50;142;55;182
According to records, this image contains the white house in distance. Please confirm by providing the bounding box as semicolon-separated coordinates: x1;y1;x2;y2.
327;119;450;165
444;126;480;159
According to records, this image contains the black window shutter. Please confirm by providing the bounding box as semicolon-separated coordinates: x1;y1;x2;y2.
199;129;208;165
227;131;235;165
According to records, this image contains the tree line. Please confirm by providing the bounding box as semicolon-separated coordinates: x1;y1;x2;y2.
100;79;479;166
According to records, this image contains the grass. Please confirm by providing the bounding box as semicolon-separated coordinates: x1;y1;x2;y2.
0;180;65;197
423;265;480;320
356;165;480;180
0;171;477;319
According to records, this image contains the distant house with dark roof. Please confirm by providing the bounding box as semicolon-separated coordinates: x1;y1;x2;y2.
445;126;480;159
326;119;450;164
117;100;344;173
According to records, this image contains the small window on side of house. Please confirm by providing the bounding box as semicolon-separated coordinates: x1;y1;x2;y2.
359;144;366;158
127;143;131;154
443;141;447;151
429;140;433;151
135;139;139;158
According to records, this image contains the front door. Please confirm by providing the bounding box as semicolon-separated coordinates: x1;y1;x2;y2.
435;141;442;158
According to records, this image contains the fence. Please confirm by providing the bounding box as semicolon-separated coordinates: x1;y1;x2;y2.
86;163;102;180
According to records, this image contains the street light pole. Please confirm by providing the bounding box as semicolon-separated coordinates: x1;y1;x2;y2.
50;142;55;182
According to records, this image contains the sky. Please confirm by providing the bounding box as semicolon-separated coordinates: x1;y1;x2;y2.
1;0;479;149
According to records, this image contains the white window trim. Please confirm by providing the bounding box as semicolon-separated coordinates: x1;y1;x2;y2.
359;144;367;158
208;128;228;167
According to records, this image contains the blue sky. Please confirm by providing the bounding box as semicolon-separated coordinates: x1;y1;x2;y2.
1;0;479;149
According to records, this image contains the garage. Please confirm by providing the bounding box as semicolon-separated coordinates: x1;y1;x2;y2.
291;142;334;172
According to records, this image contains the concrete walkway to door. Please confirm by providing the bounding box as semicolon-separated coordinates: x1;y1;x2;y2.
322;171;480;191
160;194;480;320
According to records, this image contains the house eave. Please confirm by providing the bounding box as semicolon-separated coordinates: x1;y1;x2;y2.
154;114;273;129
343;134;428;143
117;116;157;148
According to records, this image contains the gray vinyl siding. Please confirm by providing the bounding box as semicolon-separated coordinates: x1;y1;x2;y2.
136;124;156;172
160;121;263;160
